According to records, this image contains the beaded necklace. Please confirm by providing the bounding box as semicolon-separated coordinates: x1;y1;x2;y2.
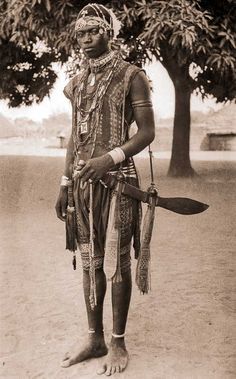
73;52;120;157
88;50;116;85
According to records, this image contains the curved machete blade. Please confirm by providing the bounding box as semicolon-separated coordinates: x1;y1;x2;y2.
156;197;209;215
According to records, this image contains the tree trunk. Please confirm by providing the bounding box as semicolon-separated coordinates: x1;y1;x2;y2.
157;48;195;177
168;79;195;177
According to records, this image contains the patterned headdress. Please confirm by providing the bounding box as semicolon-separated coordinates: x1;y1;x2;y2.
75;3;114;33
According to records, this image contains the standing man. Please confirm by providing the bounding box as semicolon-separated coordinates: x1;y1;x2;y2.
55;3;155;375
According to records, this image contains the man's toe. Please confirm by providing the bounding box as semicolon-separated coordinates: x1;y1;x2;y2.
61;358;71;368
61;354;77;368
115;365;121;373
105;365;112;376
120;359;128;372
97;363;107;375
110;366;116;375
63;352;69;360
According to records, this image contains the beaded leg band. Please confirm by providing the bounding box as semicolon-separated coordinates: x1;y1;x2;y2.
88;329;104;334
112;332;125;338
88;329;96;334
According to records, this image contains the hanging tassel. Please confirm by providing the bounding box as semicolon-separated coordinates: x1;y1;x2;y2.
136;146;157;293
104;179;123;283
72;253;76;270
65;179;77;269
113;180;122;283
65;205;77;252
136;186;157;294
88;181;97;310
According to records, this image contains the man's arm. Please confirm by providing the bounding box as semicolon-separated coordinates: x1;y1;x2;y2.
78;71;155;182
63;134;75;178
120;70;155;158
55;134;74;221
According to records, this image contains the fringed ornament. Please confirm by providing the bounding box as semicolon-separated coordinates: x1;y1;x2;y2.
65;179;77;269
136;186;157;294
88;181;97;310
104;179;123;283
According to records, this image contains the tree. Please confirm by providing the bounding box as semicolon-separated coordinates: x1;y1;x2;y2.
115;0;236;176
1;0;235;176
0;0;110;106
0;0;78;107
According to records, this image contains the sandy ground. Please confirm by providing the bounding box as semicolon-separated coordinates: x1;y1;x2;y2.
0;154;236;379
1;136;236;161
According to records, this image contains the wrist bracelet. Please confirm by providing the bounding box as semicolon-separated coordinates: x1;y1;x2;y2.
60;175;69;187
108;147;126;165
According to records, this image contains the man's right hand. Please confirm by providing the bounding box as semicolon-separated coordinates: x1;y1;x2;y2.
55;187;68;222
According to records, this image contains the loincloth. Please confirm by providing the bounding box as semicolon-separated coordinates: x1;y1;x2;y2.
73;175;141;271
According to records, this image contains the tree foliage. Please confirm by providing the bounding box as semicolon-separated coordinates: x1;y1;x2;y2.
0;0;87;106
113;0;235;176
115;0;236;102
0;38;58;107
0;0;235;176
1;0;235;106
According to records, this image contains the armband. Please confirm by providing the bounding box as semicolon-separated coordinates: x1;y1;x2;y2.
108;147;126;165
60;175;69;187
131;100;152;108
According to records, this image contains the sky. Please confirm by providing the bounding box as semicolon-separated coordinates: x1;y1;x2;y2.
0;60;222;122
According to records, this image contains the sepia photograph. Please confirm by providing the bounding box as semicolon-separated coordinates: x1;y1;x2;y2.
0;1;235;378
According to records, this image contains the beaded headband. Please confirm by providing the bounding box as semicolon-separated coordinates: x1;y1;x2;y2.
75;4;113;33
75;16;111;32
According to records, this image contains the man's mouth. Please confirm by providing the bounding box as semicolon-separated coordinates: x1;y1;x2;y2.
84;47;94;52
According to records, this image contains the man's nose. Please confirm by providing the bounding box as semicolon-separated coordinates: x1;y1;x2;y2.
83;32;92;44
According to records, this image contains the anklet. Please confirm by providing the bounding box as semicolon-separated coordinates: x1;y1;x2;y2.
88;329;95;334
112;332;125;338
88;329;104;334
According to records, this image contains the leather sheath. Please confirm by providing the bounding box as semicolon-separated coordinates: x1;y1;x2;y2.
102;173;154;204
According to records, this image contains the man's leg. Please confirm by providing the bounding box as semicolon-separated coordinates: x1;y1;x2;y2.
98;268;132;375
61;268;108;367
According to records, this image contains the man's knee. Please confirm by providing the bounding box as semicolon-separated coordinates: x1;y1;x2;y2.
81;254;104;272
120;245;131;275
80;243;131;276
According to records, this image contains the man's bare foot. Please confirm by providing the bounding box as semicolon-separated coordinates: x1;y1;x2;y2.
61;333;108;368
97;337;128;376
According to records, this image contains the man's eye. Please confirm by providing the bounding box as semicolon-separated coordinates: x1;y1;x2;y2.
91;28;99;35
77;32;84;39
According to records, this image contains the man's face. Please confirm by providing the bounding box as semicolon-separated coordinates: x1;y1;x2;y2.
77;25;110;59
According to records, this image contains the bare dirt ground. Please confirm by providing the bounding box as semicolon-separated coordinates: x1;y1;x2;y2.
0;155;235;379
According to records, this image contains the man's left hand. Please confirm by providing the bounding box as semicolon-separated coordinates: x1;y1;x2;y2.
77;154;114;183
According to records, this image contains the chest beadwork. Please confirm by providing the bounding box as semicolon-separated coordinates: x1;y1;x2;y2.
68;56;140;159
